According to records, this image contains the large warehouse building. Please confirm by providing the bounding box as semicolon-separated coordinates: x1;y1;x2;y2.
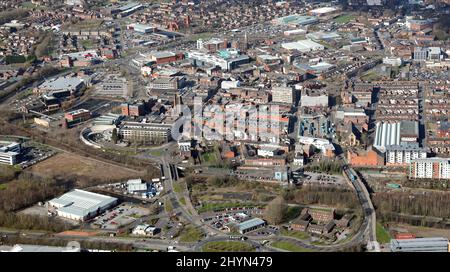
48;190;118;222
374;121;420;152
282;39;325;53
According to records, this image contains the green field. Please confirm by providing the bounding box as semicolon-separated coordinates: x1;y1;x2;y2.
280;229;310;240
164;198;174;213
0;184;7;190
173;182;184;194
376;222;391;243
202;241;255;252
271;241;313;252
4;55;35;64
179;226;203;243
334;14;355;24
149;150;163;157
179;197;186;206
201;151;218;164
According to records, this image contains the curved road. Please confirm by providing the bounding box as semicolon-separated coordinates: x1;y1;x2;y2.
136;144;377;252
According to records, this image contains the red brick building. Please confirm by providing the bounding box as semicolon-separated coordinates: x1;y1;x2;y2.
151;52;184;65
122;102;146;117
306;208;335;223
64;109;90;123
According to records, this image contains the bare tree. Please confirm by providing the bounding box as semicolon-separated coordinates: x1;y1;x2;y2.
264;196;287;225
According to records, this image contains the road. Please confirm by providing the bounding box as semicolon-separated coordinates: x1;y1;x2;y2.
340;155;377;245
134;138;378;252
0;229;191;252
157;149;376;251
192;235;277;252
417;82;426;147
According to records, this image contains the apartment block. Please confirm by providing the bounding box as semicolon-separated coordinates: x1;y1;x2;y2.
409;158;450;180
385;145;427;166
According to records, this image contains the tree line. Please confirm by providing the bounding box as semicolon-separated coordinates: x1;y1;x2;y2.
0;165;21;183
377;212;450;229
304;161;343;175
0;211;70;232
0;173;70;212
372;191;450;219
282;185;360;210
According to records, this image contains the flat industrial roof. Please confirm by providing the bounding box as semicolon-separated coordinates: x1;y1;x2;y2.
66;109;90;115
412;157;450;163
282;39;324;51
151;51;176;59
0;141;19;149
310;7;338;14
2;244;80;252
274;15;318;25
0;141;20;156
385;145;424;151
390;237;449;252
39;77;84;91
118;2;141;12
237;218;266;231
49;189;117;218
127;178;144;184
400;120;419;136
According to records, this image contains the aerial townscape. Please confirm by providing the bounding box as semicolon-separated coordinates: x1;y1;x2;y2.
0;0;449;254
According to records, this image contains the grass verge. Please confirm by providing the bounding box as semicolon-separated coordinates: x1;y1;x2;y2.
202;241;255;252
271;241;313;252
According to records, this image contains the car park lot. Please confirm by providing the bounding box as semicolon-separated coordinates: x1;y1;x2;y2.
200;208;265;232
19;144;57;169
91;203;150;231
293;172;347;187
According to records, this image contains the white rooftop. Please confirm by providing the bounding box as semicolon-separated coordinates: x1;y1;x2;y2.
2;244;80;252
39;77;84;91
49;189;117;218
282;39;324;52
127;178;144;184
310;7;338;14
